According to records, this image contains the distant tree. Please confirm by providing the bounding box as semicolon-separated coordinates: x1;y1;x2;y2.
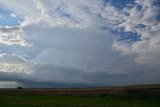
17;86;23;89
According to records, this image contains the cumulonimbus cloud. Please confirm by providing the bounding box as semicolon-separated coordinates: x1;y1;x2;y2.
0;0;159;87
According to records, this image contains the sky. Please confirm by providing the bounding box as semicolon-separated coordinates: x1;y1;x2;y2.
0;0;160;88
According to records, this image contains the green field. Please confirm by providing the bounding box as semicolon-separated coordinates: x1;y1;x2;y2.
0;84;160;107
0;94;160;107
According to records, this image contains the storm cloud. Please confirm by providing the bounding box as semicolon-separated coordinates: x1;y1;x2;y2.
0;0;159;88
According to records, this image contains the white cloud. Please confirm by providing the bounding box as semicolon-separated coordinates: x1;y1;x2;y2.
106;0;160;67
0;26;30;46
100;2;124;28
10;13;17;18
0;52;33;75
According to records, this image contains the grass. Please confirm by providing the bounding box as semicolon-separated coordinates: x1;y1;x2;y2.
0;94;160;107
0;84;160;107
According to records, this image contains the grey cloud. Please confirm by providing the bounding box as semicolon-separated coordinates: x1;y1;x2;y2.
0;26;20;33
0;53;27;64
22;25;117;72
0;71;29;82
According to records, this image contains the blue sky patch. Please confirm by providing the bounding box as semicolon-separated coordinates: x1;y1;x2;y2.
0;8;21;26
103;0;135;9
111;29;141;43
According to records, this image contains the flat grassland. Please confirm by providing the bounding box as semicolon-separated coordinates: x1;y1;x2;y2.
0;84;160;107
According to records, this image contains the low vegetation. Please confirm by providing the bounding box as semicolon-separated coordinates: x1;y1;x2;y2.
0;84;160;107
